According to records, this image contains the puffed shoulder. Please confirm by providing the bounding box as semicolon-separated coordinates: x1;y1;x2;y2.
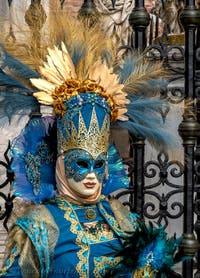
1;205;59;278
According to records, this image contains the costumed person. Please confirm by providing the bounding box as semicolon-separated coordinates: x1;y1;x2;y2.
0;14;187;278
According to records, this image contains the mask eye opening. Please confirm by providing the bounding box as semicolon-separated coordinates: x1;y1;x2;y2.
94;160;105;169
76;160;88;168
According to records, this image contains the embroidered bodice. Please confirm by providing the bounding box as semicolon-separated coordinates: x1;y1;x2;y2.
46;196;137;277
0;196;138;278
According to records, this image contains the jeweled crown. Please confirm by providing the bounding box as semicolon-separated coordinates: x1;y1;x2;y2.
57;94;110;158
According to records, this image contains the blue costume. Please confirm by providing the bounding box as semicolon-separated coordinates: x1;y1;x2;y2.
0;17;186;277
1;196;140;277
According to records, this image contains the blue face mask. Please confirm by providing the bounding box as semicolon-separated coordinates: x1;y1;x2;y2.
64;149;107;183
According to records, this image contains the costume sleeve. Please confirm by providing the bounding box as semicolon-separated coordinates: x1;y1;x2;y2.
0;247;22;277
0;205;59;278
0;226;40;278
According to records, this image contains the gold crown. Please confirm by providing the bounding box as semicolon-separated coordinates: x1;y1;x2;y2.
58;107;110;158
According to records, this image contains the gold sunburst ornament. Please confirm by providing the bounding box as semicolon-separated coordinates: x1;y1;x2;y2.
30;42;129;122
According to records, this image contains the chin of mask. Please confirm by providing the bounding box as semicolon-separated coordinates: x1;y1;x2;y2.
64;149;107;197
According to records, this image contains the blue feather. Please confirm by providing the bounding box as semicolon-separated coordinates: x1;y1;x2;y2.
116;96;172;147
101;50;112;66
0;47;39;80
123;79;168;97
0;91;38;125
119;55;135;83
72;44;86;67
0;69;29;89
147;79;168;90
0;50;40;124
118;121;171;147
11;117;56;204
117;96;175;147
126;98;165;122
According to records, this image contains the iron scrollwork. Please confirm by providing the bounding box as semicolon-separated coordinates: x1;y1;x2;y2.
0;142;15;231
143;151;184;229
144;33;185;103
145;38;184;74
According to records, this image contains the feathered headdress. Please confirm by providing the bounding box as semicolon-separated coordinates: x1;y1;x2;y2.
0;15;170;204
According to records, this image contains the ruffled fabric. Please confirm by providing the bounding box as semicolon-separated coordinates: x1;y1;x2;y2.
10;116;57;204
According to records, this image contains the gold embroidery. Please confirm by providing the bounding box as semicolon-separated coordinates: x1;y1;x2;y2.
0;245;20;275
98;202;124;236
109;199;138;233
56;196;121;277
93;256;123;278
56;197;89;278
1;206;58;278
60;108;109;159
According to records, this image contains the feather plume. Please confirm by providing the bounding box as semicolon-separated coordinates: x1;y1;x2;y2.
33;92;53;105
47;46;75;80
0;46;40;125
61;42;77;78
118;54;136;84
0;91;38;126
89;60;124;96
38;66;63;85
0;69;28;89
0;46;39;81
106;220;189;277
0;12;172;149
122;57;168;97
30;78;55;93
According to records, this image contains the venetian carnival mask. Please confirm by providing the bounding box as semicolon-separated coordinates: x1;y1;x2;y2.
55;93;110;198
64;150;107;183
28;43;141;202
64;149;106;196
